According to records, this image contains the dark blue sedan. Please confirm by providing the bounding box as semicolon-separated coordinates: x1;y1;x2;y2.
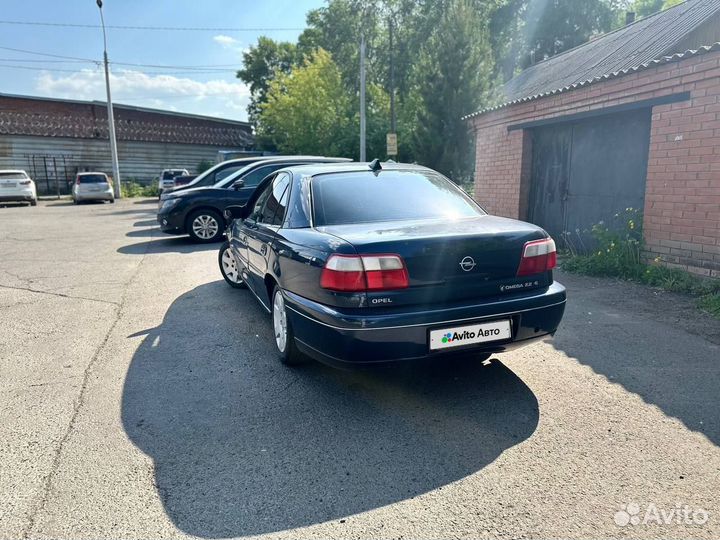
219;161;566;367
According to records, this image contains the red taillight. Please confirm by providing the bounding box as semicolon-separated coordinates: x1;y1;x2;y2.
321;254;409;292
517;238;557;276
75;176;81;185
19;180;31;185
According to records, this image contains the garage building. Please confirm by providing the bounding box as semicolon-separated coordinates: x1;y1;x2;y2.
0;93;254;195
466;0;720;277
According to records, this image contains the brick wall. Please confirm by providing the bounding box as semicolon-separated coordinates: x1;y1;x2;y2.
470;48;720;277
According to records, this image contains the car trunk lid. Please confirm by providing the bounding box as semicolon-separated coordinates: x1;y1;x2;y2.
318;216;551;306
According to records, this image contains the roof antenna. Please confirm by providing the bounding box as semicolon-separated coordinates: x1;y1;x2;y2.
369;158;382;173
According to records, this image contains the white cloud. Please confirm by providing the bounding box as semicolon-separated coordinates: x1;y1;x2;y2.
34;69;250;121
213;34;239;48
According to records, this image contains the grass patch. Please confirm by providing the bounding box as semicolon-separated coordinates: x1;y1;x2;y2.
560;209;720;319
121;181;158;198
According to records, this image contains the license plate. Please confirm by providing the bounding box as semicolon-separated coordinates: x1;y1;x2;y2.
429;319;511;350
0;183;16;188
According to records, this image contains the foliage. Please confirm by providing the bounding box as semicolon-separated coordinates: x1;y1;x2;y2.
238;0;641;171
409;0;494;181
196;160;213;174
259;49;353;157
562;210;720;319
562;208;644;279
490;0;617;82
237;37;299;128
121;181;158;198
629;0;682;18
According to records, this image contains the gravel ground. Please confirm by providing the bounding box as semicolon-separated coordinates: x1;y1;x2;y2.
1;198;718;539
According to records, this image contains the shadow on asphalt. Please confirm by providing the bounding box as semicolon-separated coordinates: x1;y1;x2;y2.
118;236;221;254
551;273;720;446
121;281;539;537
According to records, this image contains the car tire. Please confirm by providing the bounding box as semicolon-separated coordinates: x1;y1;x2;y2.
30;199;37;207
186;209;224;243
271;285;305;366
109;198;115;204
218;241;246;289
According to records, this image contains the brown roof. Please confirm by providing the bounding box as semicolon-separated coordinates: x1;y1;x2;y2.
0;94;254;148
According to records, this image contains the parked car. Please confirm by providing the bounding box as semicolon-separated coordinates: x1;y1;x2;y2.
72;172;114;203
172;174;197;187
219;160;566;367
158;168;189;195
160;156;299;197
157;157;351;243
0;170;37;206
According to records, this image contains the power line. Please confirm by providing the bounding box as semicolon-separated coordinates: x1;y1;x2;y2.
0;45;240;70
0;20;303;32
0;63;238;76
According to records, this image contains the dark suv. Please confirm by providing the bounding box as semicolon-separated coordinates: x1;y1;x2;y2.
157;156;351;242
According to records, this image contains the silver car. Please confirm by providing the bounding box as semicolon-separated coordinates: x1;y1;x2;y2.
72;172;115;203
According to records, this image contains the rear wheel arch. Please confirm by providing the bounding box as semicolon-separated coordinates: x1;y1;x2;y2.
264;274;278;305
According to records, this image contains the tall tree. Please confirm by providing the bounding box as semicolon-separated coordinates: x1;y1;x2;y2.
236;37;298;126
409;0;494;181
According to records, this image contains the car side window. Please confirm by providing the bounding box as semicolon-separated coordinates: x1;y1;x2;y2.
258;173;290;226
214;165;243;184
247;178;275;222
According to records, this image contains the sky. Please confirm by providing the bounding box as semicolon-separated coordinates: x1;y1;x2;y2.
0;0;325;121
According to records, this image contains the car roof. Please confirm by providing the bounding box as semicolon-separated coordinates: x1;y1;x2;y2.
245;156;352;166
0;169;29;174
284;161;432;176
77;171;107;175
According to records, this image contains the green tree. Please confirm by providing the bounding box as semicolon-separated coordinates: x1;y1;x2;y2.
236;37;298;126
258;49;353;156
409;0;494;182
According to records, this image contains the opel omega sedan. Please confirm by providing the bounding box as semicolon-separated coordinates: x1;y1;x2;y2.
218;161;566;367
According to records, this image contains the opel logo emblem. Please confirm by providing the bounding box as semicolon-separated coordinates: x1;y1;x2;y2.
459;256;476;272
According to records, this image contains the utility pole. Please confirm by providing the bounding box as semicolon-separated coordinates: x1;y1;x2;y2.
359;34;367;162
389;18;396;135
97;0;121;199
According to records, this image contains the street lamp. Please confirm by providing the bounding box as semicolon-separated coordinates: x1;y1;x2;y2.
96;0;121;199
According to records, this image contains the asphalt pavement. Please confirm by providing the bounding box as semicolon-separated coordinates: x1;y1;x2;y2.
1;198;719;539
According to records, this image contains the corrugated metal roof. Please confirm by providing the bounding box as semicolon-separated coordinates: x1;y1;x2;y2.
464;0;720;119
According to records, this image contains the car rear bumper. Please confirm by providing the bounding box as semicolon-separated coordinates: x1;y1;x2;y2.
74;192;114;201
0;194;35;202
284;282;566;367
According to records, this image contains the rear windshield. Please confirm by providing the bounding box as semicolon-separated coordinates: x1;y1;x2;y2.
78;175;108;183
0;172;28;180
311;170;483;226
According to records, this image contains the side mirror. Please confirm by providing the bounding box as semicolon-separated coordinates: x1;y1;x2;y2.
231;179;245;191
223;205;246;221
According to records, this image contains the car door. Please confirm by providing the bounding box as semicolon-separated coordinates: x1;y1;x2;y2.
243;173;291;301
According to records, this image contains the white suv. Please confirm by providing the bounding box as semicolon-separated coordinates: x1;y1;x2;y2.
0;170;37;206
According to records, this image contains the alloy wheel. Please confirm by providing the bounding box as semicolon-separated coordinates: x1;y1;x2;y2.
273;291;288;353
192;214;219;240
221;247;242;284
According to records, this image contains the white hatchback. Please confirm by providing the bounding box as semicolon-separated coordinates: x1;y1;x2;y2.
72;172;115;203
0;170;37;206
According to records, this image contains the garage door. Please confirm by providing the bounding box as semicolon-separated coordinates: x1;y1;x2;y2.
527;108;651;249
